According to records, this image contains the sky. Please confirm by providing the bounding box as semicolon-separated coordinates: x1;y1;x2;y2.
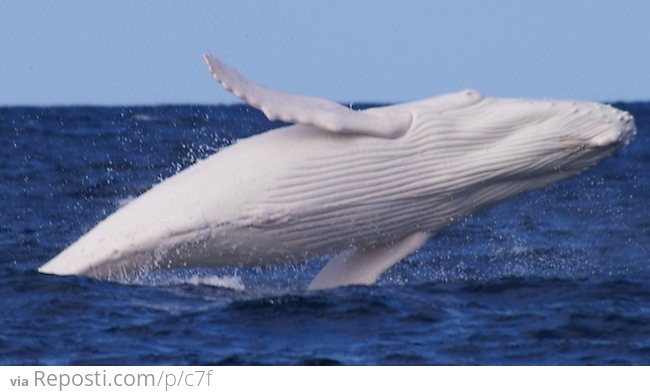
1;0;649;106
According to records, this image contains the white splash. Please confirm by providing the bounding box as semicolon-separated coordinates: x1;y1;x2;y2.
182;274;245;291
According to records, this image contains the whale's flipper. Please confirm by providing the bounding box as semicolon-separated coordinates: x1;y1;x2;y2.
307;232;431;290
204;53;411;139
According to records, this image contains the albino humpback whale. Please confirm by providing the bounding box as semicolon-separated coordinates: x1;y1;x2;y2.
39;54;636;289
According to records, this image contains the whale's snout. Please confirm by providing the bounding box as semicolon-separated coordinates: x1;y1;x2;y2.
588;105;636;148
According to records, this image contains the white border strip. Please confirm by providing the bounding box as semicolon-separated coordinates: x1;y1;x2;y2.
1;366;648;392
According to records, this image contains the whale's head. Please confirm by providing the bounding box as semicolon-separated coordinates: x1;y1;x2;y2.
450;96;636;192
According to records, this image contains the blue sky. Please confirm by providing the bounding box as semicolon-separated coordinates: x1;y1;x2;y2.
1;0;648;105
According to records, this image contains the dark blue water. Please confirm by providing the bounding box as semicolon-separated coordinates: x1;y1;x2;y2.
1;103;649;365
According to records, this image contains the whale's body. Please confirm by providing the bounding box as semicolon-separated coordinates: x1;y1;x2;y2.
39;55;636;289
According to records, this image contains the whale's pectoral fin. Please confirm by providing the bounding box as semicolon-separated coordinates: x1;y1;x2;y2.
203;53;411;139
307;232;431;291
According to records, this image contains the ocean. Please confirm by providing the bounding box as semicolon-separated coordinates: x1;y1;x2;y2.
1;102;648;365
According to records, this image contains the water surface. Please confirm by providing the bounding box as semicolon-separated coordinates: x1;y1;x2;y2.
1;103;648;364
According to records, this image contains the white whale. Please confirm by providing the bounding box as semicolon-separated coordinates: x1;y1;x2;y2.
38;54;636;289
